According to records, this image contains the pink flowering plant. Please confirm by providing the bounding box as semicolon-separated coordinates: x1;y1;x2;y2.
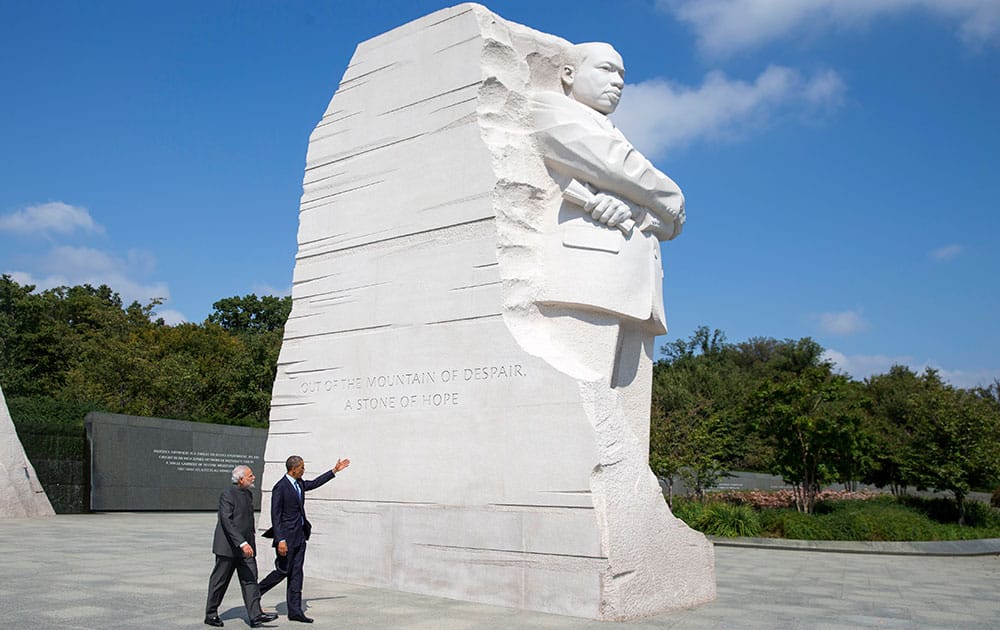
708;489;882;510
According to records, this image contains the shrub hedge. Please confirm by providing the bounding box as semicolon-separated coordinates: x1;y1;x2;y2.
7;395;99;513
672;492;1000;541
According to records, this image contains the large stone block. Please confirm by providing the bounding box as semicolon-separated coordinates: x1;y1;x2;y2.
261;3;715;619
0;384;54;518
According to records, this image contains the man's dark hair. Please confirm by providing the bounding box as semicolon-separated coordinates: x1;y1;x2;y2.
285;455;304;471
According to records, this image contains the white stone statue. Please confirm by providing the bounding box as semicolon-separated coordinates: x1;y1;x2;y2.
262;4;714;620
527;40;684;390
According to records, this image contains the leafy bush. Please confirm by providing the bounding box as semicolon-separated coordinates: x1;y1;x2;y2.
691;502;762;537
991;487;1000;509
897;495;1000;528
962;500;1000;529
7;395;99;428
822;504;938;541
7;395;96;514
813;494;895;515
676;491;1000;541
758;509;825;539
670;497;707;524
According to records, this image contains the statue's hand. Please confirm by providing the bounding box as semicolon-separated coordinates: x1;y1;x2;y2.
584;192;633;228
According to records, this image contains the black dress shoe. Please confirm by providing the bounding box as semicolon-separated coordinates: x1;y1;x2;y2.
250;612;278;626
204;616;224;627
288;614;314;623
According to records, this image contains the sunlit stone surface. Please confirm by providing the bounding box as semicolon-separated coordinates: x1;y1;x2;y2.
0;384;54;519
261;3;714;619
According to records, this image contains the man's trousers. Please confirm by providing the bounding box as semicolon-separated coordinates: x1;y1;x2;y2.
205;553;264;619
258;541;307;617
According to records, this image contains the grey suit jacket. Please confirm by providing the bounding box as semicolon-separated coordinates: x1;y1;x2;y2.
212;484;256;558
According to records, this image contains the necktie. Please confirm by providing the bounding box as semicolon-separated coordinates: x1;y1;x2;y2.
294;480;304;526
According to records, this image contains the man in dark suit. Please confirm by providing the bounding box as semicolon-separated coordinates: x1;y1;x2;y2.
259;455;350;623
204;465;278;628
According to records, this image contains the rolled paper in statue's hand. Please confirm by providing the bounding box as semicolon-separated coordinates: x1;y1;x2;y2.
562;178;635;235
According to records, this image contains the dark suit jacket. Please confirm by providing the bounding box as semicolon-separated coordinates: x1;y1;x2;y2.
270;470;335;549
212;484;257;557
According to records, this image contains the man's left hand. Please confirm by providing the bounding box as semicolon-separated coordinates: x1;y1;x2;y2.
333;458;351;473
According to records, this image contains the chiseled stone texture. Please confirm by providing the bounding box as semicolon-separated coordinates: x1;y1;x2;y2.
0;384;54;518
261;3;714;619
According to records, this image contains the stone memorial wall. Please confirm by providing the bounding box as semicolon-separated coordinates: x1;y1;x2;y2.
86;412;266;511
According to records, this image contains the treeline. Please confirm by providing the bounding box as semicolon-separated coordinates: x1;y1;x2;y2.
5;275;999;521
1;274;290;428
652;327;1000;523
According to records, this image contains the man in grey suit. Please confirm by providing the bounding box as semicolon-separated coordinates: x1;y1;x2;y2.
204;465;278;628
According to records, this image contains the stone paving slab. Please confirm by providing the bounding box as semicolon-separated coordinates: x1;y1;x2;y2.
0;512;997;629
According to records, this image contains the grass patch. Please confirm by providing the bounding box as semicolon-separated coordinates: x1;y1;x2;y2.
671;493;1000;541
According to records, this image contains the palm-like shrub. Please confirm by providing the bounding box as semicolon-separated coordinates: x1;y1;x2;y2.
691;502;762;537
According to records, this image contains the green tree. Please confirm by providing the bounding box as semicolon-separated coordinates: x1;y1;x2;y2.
862;365;923;494
652;327;745;503
748;364;865;513
205;293;291;423
0;276;163;399
207;294;291;333
0;277;288;427
902;370;1000;525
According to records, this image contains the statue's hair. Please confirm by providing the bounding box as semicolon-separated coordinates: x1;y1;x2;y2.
285;455;304;471
563;42;618;71
231;465;251;484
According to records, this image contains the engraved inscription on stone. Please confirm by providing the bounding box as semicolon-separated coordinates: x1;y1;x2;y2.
295;363;526;411
153;449;260;473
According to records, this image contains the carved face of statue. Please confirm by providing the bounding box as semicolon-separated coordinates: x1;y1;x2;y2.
563;43;625;115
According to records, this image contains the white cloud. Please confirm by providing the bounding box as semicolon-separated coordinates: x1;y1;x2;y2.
813;310;869;335
824;349;999;389
823;349;911;379
930;243;962;261
153;309;188;326
0;202;103;236
613;65;844;158
11;245;170;308
252;283;292;298
660;0;1000;56
936;367;1000;390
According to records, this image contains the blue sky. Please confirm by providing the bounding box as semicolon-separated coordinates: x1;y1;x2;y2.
2;1;998;388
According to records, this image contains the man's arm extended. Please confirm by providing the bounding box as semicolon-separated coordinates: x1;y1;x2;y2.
301;459;350;492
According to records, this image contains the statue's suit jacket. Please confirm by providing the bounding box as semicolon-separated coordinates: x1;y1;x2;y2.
269;470;336;549
212;484;257;557
531;92;686;335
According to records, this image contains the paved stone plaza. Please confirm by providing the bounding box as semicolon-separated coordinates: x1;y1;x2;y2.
0;512;997;629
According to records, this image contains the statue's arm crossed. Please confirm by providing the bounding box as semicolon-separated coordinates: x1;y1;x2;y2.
533;93;684;241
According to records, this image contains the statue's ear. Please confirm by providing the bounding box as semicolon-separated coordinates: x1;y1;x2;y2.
561;64;575;88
